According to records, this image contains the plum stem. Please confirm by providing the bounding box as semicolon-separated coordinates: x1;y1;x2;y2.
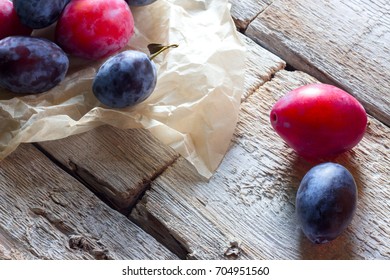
149;44;179;61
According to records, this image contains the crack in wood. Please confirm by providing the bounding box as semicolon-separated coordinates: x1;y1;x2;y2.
245;1;275;31
124;155;193;259
128;154;181;208
130;201;190;260
67;160;126;211
231;0;276;32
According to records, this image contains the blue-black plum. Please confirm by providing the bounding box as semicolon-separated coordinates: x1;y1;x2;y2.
0;36;69;94
296;162;357;244
127;0;158;6
92;50;157;108
13;0;71;29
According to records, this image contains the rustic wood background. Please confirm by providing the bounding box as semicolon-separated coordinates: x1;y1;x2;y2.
1;0;389;259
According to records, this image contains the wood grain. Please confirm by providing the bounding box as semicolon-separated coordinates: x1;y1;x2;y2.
131;70;390;260
37;126;180;214
239;32;286;101
246;0;390;126
0;144;177;260
229;0;274;31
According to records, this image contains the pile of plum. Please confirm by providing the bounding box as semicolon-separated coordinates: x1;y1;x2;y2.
0;0;162;107
270;83;367;244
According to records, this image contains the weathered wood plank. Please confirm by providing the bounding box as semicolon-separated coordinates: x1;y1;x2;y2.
246;0;390;126
239;32;285;101
0;144;177;260
0;228;37;260
37;126;180;214
229;0;274;31
131;70;390;260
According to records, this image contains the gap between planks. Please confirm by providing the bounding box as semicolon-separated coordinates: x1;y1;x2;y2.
34;142;180;217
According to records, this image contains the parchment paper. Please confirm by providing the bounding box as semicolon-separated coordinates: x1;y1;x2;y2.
0;0;245;178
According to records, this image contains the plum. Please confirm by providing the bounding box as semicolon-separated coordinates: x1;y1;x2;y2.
296;162;357;244
92;50;156;108
0;36;69;94
270;84;367;159
13;0;71;29
55;0;134;60
0;0;32;39
92;44;177;108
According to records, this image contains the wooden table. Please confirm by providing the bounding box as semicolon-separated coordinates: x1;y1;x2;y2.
1;0;389;260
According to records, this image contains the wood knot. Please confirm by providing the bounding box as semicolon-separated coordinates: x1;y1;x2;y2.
224;241;242;259
69;235;112;260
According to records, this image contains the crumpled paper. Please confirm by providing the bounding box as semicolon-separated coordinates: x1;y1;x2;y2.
0;0;245;178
